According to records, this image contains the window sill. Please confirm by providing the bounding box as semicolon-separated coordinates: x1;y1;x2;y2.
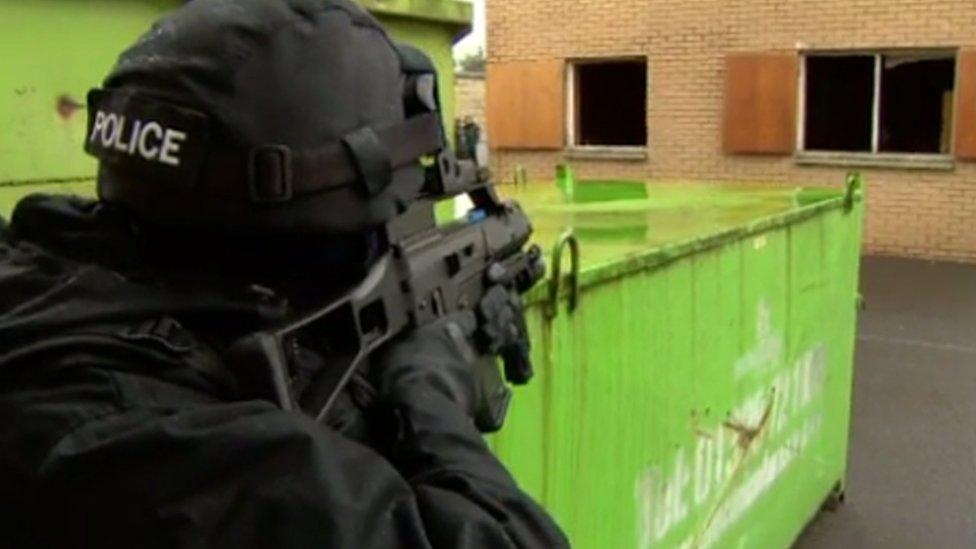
795;151;955;171
565;146;648;162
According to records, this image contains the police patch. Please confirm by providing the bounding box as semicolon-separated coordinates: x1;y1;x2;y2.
85;89;210;186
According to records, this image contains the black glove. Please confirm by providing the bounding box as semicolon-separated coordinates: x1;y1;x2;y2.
373;281;533;432
475;285;534;385
373;310;482;418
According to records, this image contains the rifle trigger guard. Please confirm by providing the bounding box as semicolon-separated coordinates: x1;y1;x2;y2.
545;230;580;320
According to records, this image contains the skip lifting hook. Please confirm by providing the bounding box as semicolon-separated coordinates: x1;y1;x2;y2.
844;172;864;212
544;230;581;320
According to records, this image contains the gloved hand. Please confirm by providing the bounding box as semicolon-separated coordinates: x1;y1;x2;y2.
372;280;533;432
475;285;534;385
373;310;482;418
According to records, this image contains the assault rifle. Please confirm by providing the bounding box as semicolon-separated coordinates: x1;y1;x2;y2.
229;151;544;433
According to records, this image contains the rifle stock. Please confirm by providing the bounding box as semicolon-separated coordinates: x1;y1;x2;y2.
229;161;543;432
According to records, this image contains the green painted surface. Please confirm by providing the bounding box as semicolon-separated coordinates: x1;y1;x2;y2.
0;0;469;219
359;0;471;29
0;0;178;185
493;176;865;549
500;180;820;275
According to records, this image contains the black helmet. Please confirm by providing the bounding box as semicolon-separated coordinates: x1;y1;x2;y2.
84;0;447;235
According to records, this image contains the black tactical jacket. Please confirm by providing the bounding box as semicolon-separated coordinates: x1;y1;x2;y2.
0;196;567;548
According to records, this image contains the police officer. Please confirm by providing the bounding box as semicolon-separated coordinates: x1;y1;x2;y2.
0;0;568;547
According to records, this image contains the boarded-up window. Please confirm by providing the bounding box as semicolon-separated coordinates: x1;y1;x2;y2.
723;53;798;155
955;50;976;160
486;60;564;149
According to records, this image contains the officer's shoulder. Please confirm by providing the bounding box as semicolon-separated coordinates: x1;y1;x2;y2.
0;234;86;314
0;238;210;366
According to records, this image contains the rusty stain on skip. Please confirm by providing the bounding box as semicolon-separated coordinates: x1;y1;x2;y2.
56;94;84;120
723;397;774;451
691;395;776;546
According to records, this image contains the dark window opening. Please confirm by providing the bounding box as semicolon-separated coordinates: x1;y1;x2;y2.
803;52;956;155
575;60;647;147
880;56;955;154
804;56;875;152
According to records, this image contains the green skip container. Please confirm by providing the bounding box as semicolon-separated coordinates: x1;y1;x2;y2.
493;169;865;549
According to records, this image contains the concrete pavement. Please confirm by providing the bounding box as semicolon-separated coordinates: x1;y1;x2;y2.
796;256;976;548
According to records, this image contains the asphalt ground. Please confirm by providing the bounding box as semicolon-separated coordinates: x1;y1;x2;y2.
795;256;976;548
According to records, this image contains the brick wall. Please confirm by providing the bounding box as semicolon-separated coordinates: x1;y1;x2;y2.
486;0;976;262
455;72;486;130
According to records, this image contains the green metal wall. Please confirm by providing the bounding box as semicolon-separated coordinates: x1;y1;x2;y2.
0;0;175;188
0;0;470;216
493;182;865;548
